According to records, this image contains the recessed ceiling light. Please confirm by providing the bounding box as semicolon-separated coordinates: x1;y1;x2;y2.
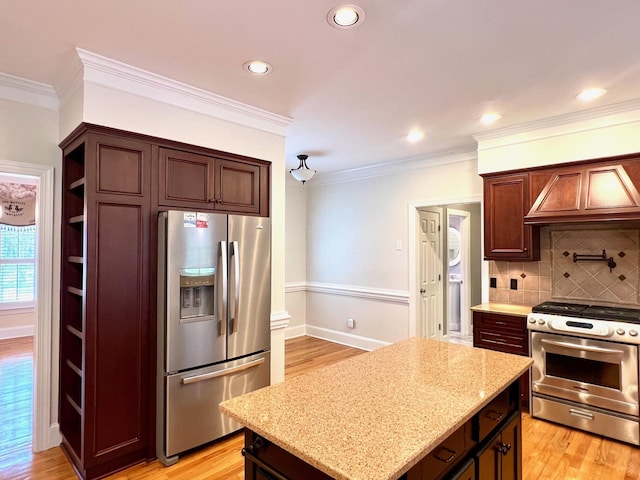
243;60;272;75
576;87;607;101
406;130;424;143
327;5;365;29
479;113;502;125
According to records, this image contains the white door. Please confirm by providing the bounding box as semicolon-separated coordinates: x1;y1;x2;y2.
419;208;444;339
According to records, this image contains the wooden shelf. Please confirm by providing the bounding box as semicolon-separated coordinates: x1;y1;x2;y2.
68;215;84;225
67;256;84;264
67;325;83;340
69;177;86;190
66;358;83;377
66;394;82;415
67;286;84;297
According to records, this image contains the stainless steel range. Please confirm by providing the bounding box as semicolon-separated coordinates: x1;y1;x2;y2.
527;301;640;445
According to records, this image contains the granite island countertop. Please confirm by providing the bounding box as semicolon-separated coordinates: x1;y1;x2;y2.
220;337;532;480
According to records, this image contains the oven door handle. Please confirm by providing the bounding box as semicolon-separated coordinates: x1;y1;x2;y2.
540;338;625;355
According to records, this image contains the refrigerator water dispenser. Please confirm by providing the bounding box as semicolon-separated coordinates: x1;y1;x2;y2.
179;268;215;321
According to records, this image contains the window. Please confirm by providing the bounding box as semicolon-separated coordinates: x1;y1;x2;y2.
0;224;36;307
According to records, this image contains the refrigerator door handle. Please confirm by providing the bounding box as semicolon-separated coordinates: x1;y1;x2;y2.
220;241;228;336
231;240;240;333
181;357;266;385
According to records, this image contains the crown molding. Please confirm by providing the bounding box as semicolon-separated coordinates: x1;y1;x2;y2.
73;48;292;136
0;72;58;110
473;98;640;146
309;144;478;186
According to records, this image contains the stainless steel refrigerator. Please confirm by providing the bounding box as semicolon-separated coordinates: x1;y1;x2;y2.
156;210;270;465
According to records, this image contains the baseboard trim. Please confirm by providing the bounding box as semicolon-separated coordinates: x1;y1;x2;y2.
48;423;62;449
0;325;34;340
304;325;390;351
285;325;307;339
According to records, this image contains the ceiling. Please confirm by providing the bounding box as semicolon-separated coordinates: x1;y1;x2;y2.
2;0;640;175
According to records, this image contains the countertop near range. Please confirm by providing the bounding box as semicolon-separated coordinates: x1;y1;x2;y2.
219;337;532;480
471;303;532;317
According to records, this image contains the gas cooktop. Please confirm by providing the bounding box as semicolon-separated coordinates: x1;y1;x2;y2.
532;301;640;324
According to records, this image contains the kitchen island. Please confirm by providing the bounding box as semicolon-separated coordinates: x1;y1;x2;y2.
220;337;532;480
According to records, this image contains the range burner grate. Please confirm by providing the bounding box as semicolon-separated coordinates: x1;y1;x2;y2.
532;301;640;324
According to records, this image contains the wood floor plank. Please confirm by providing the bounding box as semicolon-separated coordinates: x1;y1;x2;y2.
2;336;640;479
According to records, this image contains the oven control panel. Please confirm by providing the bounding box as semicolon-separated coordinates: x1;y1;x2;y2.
527;313;640;344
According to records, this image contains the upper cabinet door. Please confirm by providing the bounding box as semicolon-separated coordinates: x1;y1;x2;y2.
483;173;540;261
158;148;216;209
214;159;261;214
158;148;269;216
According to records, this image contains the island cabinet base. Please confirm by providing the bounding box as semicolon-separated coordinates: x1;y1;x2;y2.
241;382;522;480
243;430;333;480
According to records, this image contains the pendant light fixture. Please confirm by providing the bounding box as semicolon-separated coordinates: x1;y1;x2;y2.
290;154;316;184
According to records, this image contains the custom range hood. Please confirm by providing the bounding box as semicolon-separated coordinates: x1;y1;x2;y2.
524;154;640;224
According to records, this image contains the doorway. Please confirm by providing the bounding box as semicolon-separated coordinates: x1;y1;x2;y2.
0;173;39;461
0;159;55;452
408;197;482;343
446;209;472;344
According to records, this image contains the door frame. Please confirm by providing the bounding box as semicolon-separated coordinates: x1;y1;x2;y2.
446;208;471;336
408;195;483;337
0;159;56;451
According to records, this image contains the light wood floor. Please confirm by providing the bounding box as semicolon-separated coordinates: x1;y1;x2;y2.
1;336;640;480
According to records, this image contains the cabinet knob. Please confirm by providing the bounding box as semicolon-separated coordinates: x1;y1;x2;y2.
497;442;512;455
523;247;528;252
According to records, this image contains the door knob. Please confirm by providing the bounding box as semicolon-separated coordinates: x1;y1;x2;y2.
420;288;426;294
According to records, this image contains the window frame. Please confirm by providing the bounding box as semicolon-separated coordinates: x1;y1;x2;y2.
0;224;36;309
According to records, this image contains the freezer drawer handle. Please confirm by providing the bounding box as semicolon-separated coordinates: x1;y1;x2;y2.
181;357;266;385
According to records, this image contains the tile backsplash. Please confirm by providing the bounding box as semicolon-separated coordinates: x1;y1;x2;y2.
488;222;640;307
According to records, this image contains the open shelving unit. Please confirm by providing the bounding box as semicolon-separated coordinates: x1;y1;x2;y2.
59;139;86;461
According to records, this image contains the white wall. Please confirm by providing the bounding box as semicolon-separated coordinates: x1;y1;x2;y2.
0;97;61;444
476;104;640;174
303;155;483;348
0;310;36;339
284;177;307;337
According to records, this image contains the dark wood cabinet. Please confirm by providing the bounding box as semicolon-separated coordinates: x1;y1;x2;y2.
407;421;474;480
482;173;539;261
60;130;152;479
472;311;530;412
474;412;522;480
158;147;268;215
525;157;640;224
59;123;272;479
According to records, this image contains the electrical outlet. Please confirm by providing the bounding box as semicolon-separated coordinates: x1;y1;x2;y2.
510;279;518;290
347;318;355;329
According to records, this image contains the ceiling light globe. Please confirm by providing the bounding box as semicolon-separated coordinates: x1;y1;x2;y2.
334;7;359;26
406;131;424;143
244;60;271;75
327;5;365;29
479;113;502;125
576;87;607;101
